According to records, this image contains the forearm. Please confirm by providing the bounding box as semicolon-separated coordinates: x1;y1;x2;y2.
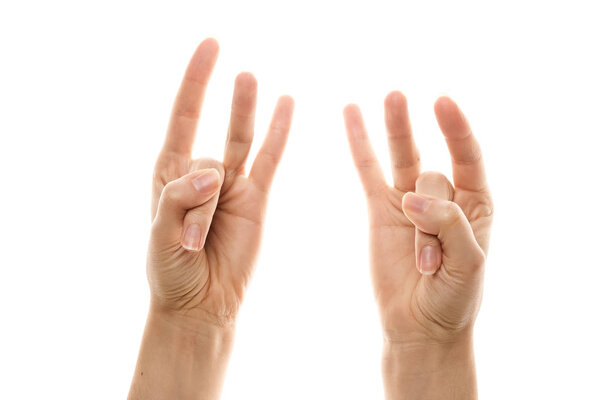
128;305;235;400
381;334;477;400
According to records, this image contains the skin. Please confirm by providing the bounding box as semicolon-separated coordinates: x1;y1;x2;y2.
128;37;491;399
343;92;493;399
128;38;294;400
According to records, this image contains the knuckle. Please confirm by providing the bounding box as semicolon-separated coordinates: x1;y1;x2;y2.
469;248;487;271
465;191;495;220
173;103;200;120
417;170;447;184
269;120;288;135
419;237;441;251
161;181;182;206
442;201;464;227
153;152;187;184
152;161;168;186
186;205;213;219
476;195;494;219
355;156;378;170
192;158;225;178
365;184;389;200
416;171;454;200
392;156;420;170
260;150;280;166
452;139;482;166
149;219;163;238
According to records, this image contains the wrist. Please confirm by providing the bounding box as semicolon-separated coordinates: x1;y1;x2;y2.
381;332;477;400
149;295;237;336
128;305;236;400
147;306;236;349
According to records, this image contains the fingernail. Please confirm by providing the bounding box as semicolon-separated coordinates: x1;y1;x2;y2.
419;246;438;275
181;224;202;251
192;169;219;194
403;193;432;214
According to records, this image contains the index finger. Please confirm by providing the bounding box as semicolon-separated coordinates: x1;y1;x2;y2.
161;38;219;157
434;96;488;192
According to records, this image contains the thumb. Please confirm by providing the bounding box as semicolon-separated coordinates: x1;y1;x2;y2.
402;192;485;275
152;168;221;250
414;171;454;275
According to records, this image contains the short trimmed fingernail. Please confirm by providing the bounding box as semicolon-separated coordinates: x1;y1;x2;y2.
192;169;219;194
181;224;202;251
403;193;432;214
419;246;438;275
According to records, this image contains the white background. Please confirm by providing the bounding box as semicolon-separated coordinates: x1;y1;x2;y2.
1;0;599;398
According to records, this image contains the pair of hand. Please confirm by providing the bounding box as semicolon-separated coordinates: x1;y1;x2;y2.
147;36;493;366
148;38;493;344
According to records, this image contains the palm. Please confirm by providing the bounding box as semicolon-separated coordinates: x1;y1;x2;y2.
369;186;492;341
147;39;293;323
368;188;419;338
203;174;268;305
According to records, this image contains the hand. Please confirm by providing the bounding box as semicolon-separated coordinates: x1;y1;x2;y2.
343;92;493;345
129;38;293;400
148;38;294;328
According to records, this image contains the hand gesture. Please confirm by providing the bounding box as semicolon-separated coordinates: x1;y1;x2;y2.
148;38;294;327
344;93;493;344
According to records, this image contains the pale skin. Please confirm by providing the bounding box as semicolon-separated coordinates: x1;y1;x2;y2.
343;93;493;399
128;37;493;399
128;38;294;399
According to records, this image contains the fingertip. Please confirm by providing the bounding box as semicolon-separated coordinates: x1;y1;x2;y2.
270;96;294;132
400;193;419;227
191;168;222;194
434;95;455;114
418;245;441;275
402;192;432;215
181;223;203;252
343;104;363;128
343;103;360;117
384;91;412;138
415;171;455;201
186;38;220;81
401;192;413;214
277;95;295;112
235;71;258;91
434;96;457;126
343;104;365;139
195;38;220;63
401;191;413;209
199;37;220;54
194;167;221;178
384;90;407;109
434;96;470;139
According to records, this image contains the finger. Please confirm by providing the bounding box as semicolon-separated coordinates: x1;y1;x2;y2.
249;95;294;193
162;38;220;158
343;104;387;197
434;96;487;192
414;172;454;275
384;91;420;192
416;171;455;201
402;192;485;275
223;72;258;174
152;168;221;247
181;161;225;251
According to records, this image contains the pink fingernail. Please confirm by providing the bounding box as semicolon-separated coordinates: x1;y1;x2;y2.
181;224;202;251
192;170;219;194
419;246;439;275
403;193;432;214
